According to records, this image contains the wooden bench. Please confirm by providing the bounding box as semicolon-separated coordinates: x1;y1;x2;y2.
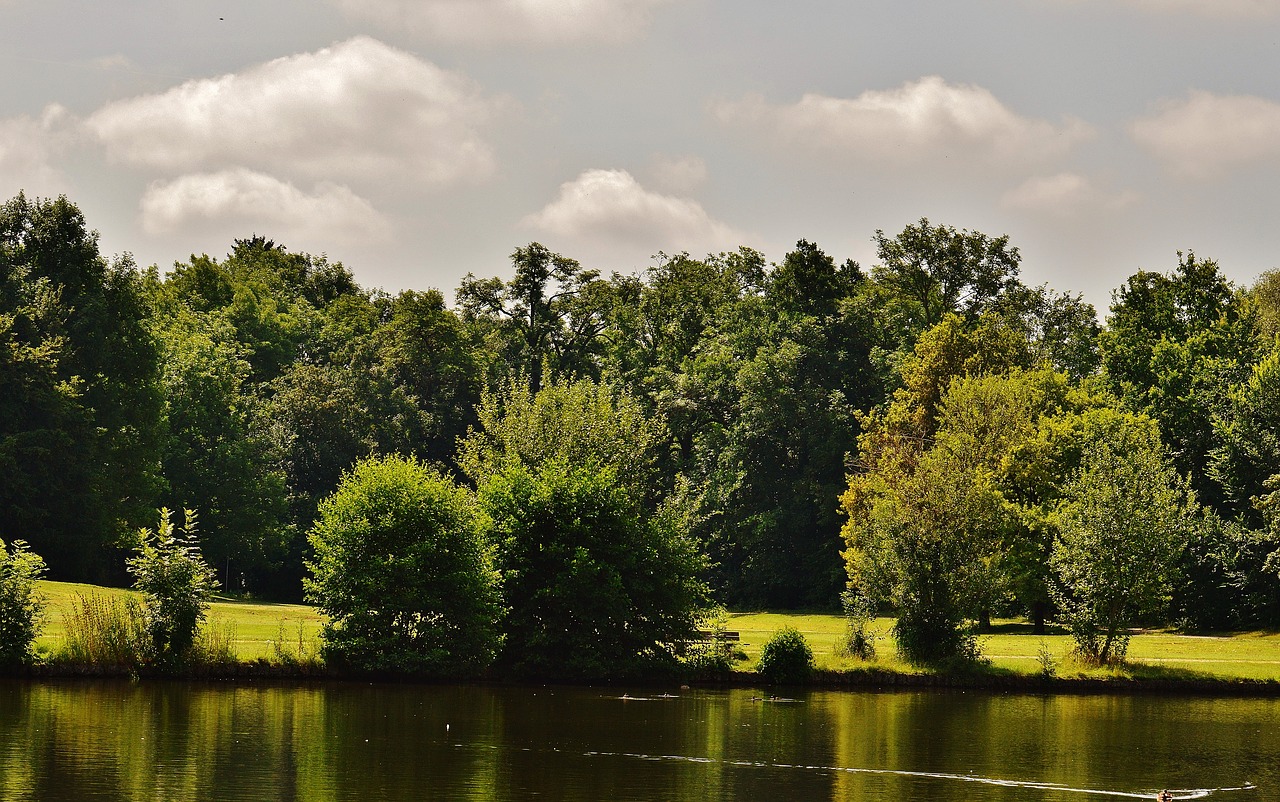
693;630;740;641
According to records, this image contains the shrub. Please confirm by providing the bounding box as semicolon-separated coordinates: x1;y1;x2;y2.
128;508;219;667
478;459;710;679
757;627;814;684
0;539;47;667
305;455;501;676
56;594;147;669
835;591;877;661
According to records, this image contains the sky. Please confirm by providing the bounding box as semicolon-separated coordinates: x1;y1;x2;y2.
3;0;1280;314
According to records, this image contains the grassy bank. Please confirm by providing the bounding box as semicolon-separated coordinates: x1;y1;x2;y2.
724;611;1280;682
30;582;1280;685
34;581;325;663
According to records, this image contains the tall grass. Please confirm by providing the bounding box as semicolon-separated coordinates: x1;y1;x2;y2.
56;593;147;668
54;593;238;671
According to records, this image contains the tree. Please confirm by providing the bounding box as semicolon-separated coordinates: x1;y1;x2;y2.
1100;252;1260;509
871;218;1022;332
477;459;710;679
0;539;46;667
128;508;219;667
305;455;501;676
457;242;613;392
842;437;1012;664
1050;441;1193;664
765;239;861;319
150;305;289;584
458;375;663;502
0;193;163;580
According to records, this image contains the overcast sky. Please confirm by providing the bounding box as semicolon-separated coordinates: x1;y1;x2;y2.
3;0;1279;313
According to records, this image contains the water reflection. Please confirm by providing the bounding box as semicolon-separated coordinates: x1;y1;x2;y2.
0;680;1273;801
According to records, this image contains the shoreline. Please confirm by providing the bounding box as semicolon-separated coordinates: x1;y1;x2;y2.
11;661;1280;697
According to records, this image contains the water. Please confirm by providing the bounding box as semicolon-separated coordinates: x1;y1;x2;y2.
0;680;1273;801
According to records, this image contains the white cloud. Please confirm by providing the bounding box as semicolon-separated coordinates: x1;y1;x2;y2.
1001;172;1139;215
140;169;391;244
1130;90;1280;179
523;168;743;252
714;76;1093;168
86;37;505;186
0;105;73;197
330;0;675;45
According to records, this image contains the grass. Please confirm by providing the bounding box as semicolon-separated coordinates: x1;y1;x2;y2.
34;581;326;663
29;582;1280;682
725;611;1280;682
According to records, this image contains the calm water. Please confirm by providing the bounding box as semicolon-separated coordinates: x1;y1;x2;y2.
0;680;1273;801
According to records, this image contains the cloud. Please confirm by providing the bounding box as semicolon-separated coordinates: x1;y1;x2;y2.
522;168;743;252
86;37;505;186
714;76;1093;168
1001;173;1139;215
330;0;675;45
0;105;73;197
647;154;708;194
140;169;391;244
1130;90;1280;179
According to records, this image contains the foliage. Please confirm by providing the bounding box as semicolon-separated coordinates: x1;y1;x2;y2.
1050;441;1193;665
459;375;663;500
870;217;1022;331
1;193;163;580
55;593;147;669
1099;252;1260;510
127;508;219;667
478;459;711;679
150;305;289;578
756;626;814;684
305;455;501;676
835;591;877;661
457;242;615;391
0;539;46;666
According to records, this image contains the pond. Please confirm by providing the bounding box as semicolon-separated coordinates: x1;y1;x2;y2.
0;680;1273;801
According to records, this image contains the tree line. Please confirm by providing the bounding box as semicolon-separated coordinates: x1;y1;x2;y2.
4;192;1280;668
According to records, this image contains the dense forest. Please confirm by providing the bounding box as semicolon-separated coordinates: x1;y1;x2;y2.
4;192;1280;653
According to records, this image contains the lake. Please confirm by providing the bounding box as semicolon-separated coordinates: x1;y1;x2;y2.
0;680;1273;800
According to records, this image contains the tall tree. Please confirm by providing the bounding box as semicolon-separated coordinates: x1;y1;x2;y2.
457;243;613;392
870;218;1022;333
1050;440;1194;664
0;194;162;580
1100;252;1261;509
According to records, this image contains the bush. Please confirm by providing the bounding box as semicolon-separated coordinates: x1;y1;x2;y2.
835;592;877;661
0;539;46;667
128;508;219;668
305;455;501;676
56;594;148;669
478;459;710;679
757;627;814;684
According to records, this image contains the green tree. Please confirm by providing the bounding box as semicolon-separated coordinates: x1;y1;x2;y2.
0;193;163;580
0;539;46;667
128;508;219;667
305;456;501;676
150;305;289;583
477;459;710;679
1050;441;1193;664
871;218;1022;332
1100;252;1260;509
457;242;613;392
458;375;662;501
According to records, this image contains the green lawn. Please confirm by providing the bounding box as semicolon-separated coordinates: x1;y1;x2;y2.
725;611;1280;681
33;582;1280;681
35;581;326;662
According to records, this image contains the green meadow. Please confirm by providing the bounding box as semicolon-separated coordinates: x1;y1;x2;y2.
32;581;1280;682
